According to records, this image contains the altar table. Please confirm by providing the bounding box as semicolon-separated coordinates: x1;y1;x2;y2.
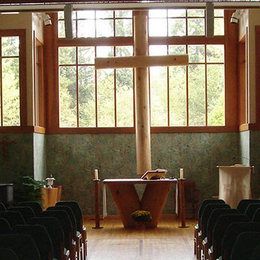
102;178;186;228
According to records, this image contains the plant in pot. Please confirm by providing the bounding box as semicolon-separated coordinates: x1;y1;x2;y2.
131;210;152;229
14;176;46;205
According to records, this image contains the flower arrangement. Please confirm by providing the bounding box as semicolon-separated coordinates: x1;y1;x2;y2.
131;210;152;223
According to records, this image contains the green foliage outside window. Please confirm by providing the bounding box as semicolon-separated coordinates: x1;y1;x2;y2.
57;9;225;128
0;36;20;126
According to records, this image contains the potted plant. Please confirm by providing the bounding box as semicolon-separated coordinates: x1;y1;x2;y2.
131;210;152;229
14;176;46;205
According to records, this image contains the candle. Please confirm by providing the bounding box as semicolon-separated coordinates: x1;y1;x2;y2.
94;169;99;180
180;168;184;179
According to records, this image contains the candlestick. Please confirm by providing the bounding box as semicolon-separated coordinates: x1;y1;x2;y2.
180;168;184;179
94;169;99;180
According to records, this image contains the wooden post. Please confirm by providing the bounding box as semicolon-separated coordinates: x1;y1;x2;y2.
92;179;103;229
134;10;152;176
178;179;188;228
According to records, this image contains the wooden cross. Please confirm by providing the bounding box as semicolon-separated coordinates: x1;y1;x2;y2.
95;10;188;175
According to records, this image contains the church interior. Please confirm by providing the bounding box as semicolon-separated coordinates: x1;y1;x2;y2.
0;0;260;259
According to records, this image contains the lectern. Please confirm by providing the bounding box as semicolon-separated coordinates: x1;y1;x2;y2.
218;165;253;208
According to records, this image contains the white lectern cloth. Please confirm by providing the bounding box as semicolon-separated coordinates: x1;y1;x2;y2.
218;165;252;208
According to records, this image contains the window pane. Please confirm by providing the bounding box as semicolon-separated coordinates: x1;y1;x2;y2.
168;9;186;17
150;67;167;126
115;19;132;36
78;47;95;64
168;18;186;36
188;64;205;126
77;20;95;37
188;18;205;35
96;46;114;57
169;45;186;55
96;10;113;19
2;36;19;56
207;64;225;126
149;9;167;18
169;66;187;126
207;45;224;63
96;19;114;37
77;10;95;19
2;58;20;126
188;45;205;63
149;45;167;55
214;18;224;36
78;66;96;127
97;69;114;127
187;9;204;17
59;47;76;65
58;20;65;38
116;46;133;57
59;66;77;127
115;10;132;18
116;69;133;127
58;11;64;19
149;18;167;36
214;9;224;17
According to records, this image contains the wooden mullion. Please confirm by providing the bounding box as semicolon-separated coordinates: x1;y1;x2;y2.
167;45;170;126
58;37;133;47
114;46;117;127
205;44;208;126
33;31;37;126
132;67;135;128
149;36;224;45
186;44;189;127
94;46;98;127
76;47;79;127
19;30;27;127
0;37;2;126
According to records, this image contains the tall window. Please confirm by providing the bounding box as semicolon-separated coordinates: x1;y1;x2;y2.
0;35;20;126
57;9;225;129
59;46;134;127
149;44;225;127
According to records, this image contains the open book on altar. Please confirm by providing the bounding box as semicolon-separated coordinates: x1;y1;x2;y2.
141;169;167;180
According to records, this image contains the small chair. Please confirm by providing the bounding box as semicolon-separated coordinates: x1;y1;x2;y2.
29;216;69;260
18;201;43;216
230;231;260;260
203;207;236;259
9;206;36;223
0;233;41;260
42;209;75;260
0;248;19;260
0;217;12;233
56;200;88;259
210;214;250;260
252;208;260;222
0;210;26;228
0;202;7;211
221;222;260;260
237;199;260;214
250;243;260;260
245;203;260;219
14;224;54;260
194;199;225;258
54;205;83;260
197;203;228;259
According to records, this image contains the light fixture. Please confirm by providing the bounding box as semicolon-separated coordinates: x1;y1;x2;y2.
43;13;52;26
230;11;239;24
